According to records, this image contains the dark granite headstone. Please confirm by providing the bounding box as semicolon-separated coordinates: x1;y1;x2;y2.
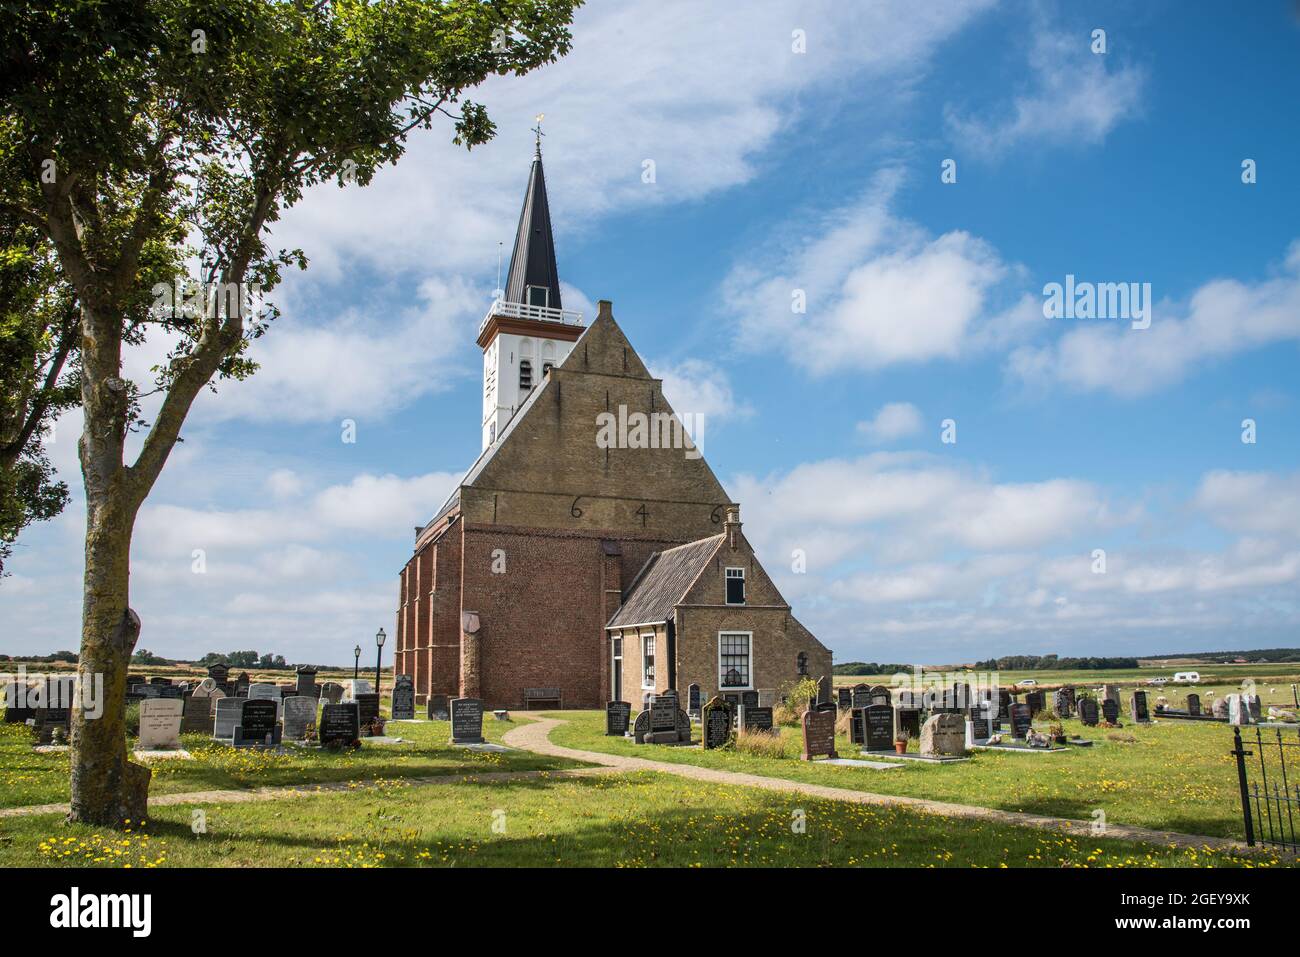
650;694;678;733
897;708;921;739
970;713;992;741
740;706;774;733
1079;697;1099;726
800;703;839;761
181;694;214;735
1009;702;1032;739
295;665;318;698
837;687;852;710
997;689;1011;721
632;709;651;745
606;701;631;736
232;699;279;748
850;684;870;710
390;675;415;720
450;697;484;744
1054;686;1075;718
687;684;703;717
1186;693;1201;716
741;690;759;709
863;703;894;751
319;702;360;748
1025;691;1045;716
1101;698;1120;724
1130;690;1150;723
703;696;733;750
355;692;380;732
426;693;450;721
849;708;866;746
33;707;71;744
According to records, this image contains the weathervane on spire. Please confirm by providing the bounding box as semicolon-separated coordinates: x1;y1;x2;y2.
532;113;545;157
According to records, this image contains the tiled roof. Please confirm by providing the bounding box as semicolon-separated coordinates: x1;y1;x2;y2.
606;534;724;628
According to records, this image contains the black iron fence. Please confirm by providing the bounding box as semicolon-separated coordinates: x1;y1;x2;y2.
1232;724;1300;851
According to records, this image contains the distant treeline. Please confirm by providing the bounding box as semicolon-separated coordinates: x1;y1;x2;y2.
973;655;1140;671
832;662;915;676
1140;648;1300;663
200;651;289;669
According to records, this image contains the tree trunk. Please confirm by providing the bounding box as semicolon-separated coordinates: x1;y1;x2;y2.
68;496;150;825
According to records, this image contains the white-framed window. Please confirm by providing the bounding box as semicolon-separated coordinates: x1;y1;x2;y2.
641;633;655;688
718;631;752;689
725;567;746;605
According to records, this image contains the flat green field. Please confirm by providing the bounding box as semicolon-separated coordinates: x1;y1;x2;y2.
546;709;1289;843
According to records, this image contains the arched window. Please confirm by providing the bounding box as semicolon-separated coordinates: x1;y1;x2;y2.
797;652;808;676
519;359;533;391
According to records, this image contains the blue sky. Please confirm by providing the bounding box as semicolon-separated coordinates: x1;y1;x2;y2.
3;0;1298;666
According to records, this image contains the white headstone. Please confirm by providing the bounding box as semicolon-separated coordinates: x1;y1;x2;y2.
343;679;373;702
282;696;317;740
1228;693;1253;726
138;698;183;749
248;682;281;700
191;677;219;698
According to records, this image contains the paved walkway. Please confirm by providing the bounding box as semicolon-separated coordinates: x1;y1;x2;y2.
501;715;1271;856
0;766;615;819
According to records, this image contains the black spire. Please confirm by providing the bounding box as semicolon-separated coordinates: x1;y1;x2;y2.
503;143;562;310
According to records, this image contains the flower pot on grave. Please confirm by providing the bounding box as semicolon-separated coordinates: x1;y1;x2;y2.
894;740;908;754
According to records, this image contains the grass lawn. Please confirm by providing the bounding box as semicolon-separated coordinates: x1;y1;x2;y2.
0;715;584;810
545;709;1281;842
0;769;1279;868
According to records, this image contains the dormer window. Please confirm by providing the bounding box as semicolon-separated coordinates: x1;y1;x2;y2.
519;360;533;391
725;567;745;605
525;285;549;308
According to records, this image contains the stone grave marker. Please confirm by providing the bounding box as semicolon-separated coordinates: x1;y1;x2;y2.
235;672;250;696
849;709;866;746
426;693;450;721
687;683;703;717
181;694;215;735
248;683;280;701
158;684;184;699
1101;698;1120;724
1078;697;1099;726
1228;694;1253;726
1054;687;1074;718
355;693;380;732
606;701;631;736
701;696;732;750
632;709;651;745
1009;702;1032;739
739;705;774;733
1247;694;1262;722
295;665;318;698
1186;693;1201;716
674;708;692;743
1130;690;1150;723
998;689;1011;722
1212;696;1228;719
390;675;415;720
897;708;922;739
343;678;373;701
837;687;852;710
863;703;894;752
800;703;838;761
1025;690;1045;716
138;698;183;749
213;697;242;739
1101;684;1120;706
282;695;317;740
320;702;360;748
850;684;870;710
450;697;484;744
233;698;280;747
741;690;759;710
319;682;344;705
920;712;967;757
969;712;992;741
650;694;678;733
32;706;71;744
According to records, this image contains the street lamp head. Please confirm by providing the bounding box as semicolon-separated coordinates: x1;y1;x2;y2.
354;644;361;659
376;627;387;648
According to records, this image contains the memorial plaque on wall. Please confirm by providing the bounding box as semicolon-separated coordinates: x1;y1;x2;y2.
1009;702;1032;739
863;703;894;752
606;701;631;736
800;704;839;761
355;693;380;732
702;697;733;749
390;675;415;720
319;702;360;747
450;697;485;744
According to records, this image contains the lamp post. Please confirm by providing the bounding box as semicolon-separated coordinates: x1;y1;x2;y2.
353;644;361;682
374;628;386;701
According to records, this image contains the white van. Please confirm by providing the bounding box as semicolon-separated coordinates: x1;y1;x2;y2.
1173;671;1201;684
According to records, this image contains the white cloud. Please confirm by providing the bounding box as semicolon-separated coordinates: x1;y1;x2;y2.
944;26;1145;156
650;357;754;429
857;402;923;443
1008;242;1300;396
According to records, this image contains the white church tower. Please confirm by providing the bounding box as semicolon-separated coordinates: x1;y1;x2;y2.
477;130;583;449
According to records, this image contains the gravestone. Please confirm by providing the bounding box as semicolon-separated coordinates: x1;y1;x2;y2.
282;695;317;740
1078;697;1099;727
235;672;250;696
674;708;692;743
920;713;966;757
863;703;894;752
687;684;703;717
1130;690;1150;723
248;682;279;701
997;689;1011;722
232;698;280;747
355;693;380;732
1025;691;1045;716
606;701;631;736
426;693;450;721
837;687;852;710
32;707;71;744
850;684;870;710
1009;702;1032;739
1101;684;1120;706
739;705;774;733
1186;693;1201;716
319;682;345;705
213;697;242;739
1054;687;1074;718
800;703;838;761
632;710;651;745
1101;698;1120;725
969;712;992;741
897;708;922;739
158;684;184;699
138;698;184;749
650;694;678;733
1227;694;1252;726
390;675;415;720
1212;696;1229;719
849;709;866;746
343;678;373;701
703;696;733;749
319;702;360;748
295;665;318;698
450;697;484;744
181;694;215;735
1246;694;1261;722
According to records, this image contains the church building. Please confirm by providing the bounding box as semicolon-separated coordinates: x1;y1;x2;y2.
394;143;832;711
